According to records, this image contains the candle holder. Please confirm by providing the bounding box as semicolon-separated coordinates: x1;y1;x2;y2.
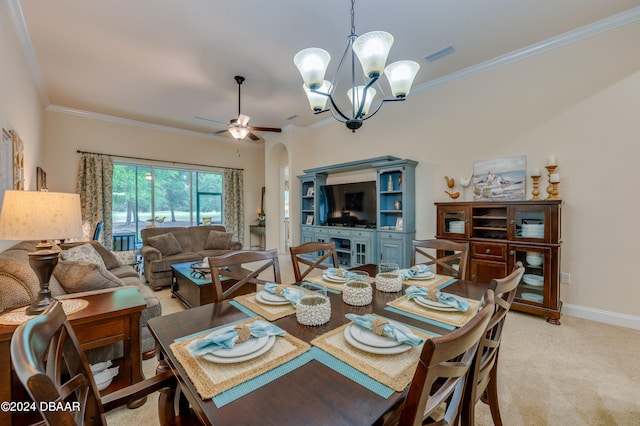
530;175;542;200
545;166;557;200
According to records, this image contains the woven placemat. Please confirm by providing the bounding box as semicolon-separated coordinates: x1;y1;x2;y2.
311;321;430;392
387;296;480;328
399;274;454;288
233;293;296;321
171;318;310;400
0;299;89;325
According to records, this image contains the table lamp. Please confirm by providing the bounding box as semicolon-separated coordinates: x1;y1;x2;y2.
0;190;83;314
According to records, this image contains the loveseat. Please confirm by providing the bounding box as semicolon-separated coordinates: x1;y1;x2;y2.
0;240;161;362
140;225;242;288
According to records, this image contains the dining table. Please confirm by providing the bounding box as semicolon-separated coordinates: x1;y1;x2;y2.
147;264;489;426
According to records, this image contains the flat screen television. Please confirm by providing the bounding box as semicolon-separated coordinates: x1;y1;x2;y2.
318;181;377;227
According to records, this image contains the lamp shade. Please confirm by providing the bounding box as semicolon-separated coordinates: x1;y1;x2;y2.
228;126;250;140
353;31;394;78
385;60;420;98
294;48;331;90
347;85;377;116
304;81;333;112
0;191;83;241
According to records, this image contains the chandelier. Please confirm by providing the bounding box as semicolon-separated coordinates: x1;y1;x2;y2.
294;0;420;132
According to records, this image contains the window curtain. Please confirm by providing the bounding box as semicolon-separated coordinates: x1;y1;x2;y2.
223;168;244;246
76;153;114;248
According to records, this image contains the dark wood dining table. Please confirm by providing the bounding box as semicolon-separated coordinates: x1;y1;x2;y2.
147;265;489;425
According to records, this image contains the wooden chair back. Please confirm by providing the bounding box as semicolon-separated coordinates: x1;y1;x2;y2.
289;241;339;282
10;301;180;426
207;248;281;303
383;291;493;426
411;239;470;279
460;262;525;426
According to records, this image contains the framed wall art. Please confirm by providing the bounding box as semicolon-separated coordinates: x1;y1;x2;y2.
1;128;12;206
10;130;24;190
473;155;526;201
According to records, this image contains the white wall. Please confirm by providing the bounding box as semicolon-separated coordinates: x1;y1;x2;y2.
42;110;265;249
284;21;640;320
0;4;45;251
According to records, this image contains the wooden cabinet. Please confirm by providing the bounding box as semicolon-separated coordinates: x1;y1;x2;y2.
436;200;562;324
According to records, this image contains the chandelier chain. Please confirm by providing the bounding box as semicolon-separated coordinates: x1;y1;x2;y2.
350;0;356;36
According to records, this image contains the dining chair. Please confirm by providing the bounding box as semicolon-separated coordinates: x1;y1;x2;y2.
380;290;494;426
411;239;470;279
10;300;190;426
459;261;525;426
207;248;281;303
289;241;339;282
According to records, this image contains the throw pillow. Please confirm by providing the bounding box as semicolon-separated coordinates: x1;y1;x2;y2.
147;232;183;256
204;230;233;250
60;243;108;269
53;261;123;293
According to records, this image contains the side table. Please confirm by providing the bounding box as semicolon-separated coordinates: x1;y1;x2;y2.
0;287;146;425
249;224;266;250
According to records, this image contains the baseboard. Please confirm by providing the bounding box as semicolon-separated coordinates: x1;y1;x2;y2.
562;304;640;330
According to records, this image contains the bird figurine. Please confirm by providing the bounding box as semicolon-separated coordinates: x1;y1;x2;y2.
444;176;455;189
459;173;474;188
445;190;461;200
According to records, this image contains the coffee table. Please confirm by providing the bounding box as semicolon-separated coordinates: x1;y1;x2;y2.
171;262;255;308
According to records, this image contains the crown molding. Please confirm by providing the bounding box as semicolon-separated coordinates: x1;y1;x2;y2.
411;6;640;95
6;0;48;105
46;105;262;147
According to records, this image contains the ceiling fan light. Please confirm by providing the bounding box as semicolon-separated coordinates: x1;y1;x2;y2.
347;85;377;117
229;126;250;140
294;48;331;90
385;60;420;98
353;31;394;78
304;81;332;112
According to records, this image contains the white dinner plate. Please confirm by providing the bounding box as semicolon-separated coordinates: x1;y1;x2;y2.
522;274;544;287
202;335;276;363
343;325;413;355
349;322;405;348
414;296;458;312
258;290;288;303
213;335;269;358
255;291;291;305
323;273;347;283
520;292;544;303
408;272;435;280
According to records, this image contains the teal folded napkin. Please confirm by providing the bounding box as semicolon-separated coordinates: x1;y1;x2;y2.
399;264;431;280
187;320;285;356
264;282;303;306
405;285;469;312
345;314;424;346
326;268;361;281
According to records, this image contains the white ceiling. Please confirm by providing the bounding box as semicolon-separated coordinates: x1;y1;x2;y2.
13;0;640;140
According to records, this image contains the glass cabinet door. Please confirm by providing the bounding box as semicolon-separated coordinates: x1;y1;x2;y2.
509;205;549;242
438;205;470;238
511;246;549;306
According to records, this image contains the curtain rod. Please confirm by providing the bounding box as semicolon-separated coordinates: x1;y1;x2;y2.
76;149;243;171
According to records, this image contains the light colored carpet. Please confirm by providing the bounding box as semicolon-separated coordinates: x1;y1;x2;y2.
105;255;640;425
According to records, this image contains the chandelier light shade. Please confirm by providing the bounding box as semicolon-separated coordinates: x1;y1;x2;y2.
293;48;331;90
0;190;83;314
304;81;333;112
385;60;421;98
228;126;250;140
352;31;394;78
294;0;419;132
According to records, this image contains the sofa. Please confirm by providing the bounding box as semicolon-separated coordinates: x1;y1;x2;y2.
0;240;161;362
140;225;242;288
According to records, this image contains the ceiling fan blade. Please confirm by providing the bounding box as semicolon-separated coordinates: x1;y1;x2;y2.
238;114;251;126
194;116;228;126
249;126;282;133
214;129;229;135
247;132;261;141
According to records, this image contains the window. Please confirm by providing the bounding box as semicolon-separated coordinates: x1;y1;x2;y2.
112;163;223;248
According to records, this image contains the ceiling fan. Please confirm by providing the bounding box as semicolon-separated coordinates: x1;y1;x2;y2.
196;75;282;141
